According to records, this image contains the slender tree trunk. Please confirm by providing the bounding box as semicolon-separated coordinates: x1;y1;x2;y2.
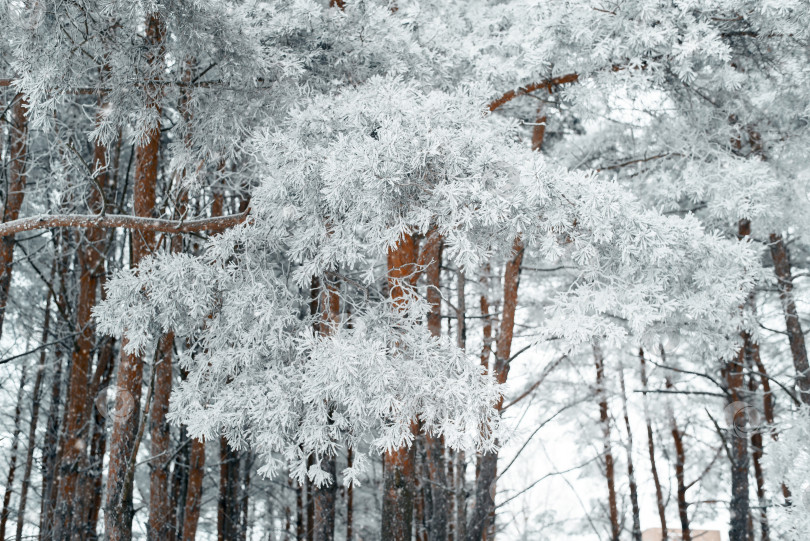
618;364;642;541
170;428;190;541
40;340;65;539
593;343;620;541
726;220;752;541
313;281;339;541
455;271;469;540
666;376;690;541
85;336;116;540
768;233;810;405
0;94;29;338
296;480;304;541
748;368;769;541
0;365;29;540
240;452;252;541
639;349;668;539
306;455;314;541
16;285;53;541
218;439;241;540
382;233;419;541
149;333;175;539
467;238;523;541
104;14;164;541
346;448;353;541
180;438;206;541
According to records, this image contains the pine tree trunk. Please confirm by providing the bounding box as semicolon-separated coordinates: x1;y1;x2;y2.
40;339;65;539
54;135;108;541
639;349;668;540
149;333;175;539
726;221;752;541
666;376;690;541
240;452;252;541
593;343;620;541
104;14;164;541
0;365;28;540
618;364;642;541
84;336;116;540
768;233;810;405
467;238;523;541
454;271;469;540
748;368;769;541
180;437;206;541
170;427;190;541
15;283;53;541
346;448;353;541
0;94;29;339
218;439;241;541
382;233;419;541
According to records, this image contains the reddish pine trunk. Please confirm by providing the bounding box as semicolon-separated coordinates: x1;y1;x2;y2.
467;238;523;541
104;14;164;541
0;94;29;338
54;135;108;541
180;438;206;541
748;365;769;541
639;349;668;539
593;343;620;541
768;233;810;404
149;333;175;539
15;285;53;541
382;233;419;541
0;365;28;540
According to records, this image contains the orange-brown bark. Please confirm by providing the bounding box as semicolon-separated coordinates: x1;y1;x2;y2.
382;233;419;541
181;437;206;541
0;95;29;338
594;344;620;541
149;333;175;539
104;13;164;541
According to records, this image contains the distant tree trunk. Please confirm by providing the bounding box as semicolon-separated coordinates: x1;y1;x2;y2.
84;334;116;540
768;233;810;405
0;94;29;339
0;364;28;540
218;439;241;541
16;285;52;541
181;437;206;541
104;13;164;541
467;238;523;541
381;232;419;541
306;455;314;541
618;364;642;541
149;333;175;539
346;448;354;541
593;343;620;541
726;221;752;541
639;349;668;539
455;271;469;540
40;339;65;539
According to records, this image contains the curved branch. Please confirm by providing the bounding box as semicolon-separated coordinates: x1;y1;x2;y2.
488;73;579;112
0;211;249;238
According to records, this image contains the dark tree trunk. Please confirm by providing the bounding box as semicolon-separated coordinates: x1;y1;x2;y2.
618;364;642;541
768;233;810;405
593;343;620;541
149;333;175;540
0;365;28;540
467;238;523;541
218;438;241;541
180;438;206;541
346;448;354;541
639;349;668;539
16;285;53;541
